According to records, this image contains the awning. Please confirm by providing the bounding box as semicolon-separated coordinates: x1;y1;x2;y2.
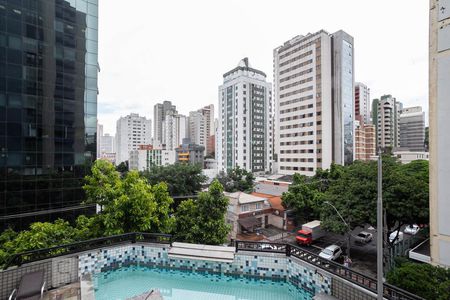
238;216;262;230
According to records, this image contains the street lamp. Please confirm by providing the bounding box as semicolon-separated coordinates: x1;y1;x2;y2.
323;201;352;259
376;149;383;300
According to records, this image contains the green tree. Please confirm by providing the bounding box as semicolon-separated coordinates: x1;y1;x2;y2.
216;166;255;193
0;220;79;266
387;262;450;300
102;171;157;235
83;161;175;235
83;159;121;210
174;180;230;245
281;174;322;223
142;163;207;196
116;161;129;174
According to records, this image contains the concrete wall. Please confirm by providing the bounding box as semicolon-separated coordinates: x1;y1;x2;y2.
0;255;78;300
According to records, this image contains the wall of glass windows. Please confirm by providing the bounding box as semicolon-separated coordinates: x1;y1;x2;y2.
0;0;98;230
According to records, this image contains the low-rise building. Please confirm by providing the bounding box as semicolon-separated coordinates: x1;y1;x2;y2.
175;138;205;165
226;192;272;239
251;192;287;231
393;151;429;164
129;145;176;171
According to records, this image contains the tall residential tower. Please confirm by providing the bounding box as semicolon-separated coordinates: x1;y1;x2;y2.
218;58;273;174
274;30;354;175
116;113;152;164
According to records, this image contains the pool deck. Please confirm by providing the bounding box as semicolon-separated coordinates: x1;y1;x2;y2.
43;282;80;300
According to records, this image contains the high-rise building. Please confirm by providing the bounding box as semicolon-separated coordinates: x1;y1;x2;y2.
0;0;99;229
372;95;401;150
274;30;354;176
162;112;188;150
97;123;103;159
100;133;115;154
354;120;376;161
115;113;152;164
197;104;215;156
399;106;425;151
355;82;371;124
218;58;273;174
429;0;450;267
331;31;355;166
188;111;206;154
153;101;177;145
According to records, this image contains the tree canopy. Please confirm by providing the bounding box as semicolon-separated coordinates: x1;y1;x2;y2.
142;163;207;196
216;166;255;193
174;179;230;245
281;158;429;244
387;260;450;300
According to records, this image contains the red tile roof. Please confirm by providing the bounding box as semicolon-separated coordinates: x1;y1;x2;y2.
251;192;285;212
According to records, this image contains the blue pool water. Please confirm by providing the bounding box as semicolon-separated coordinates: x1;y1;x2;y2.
93;266;313;300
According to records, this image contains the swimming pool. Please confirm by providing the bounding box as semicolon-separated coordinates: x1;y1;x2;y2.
93;266;313;300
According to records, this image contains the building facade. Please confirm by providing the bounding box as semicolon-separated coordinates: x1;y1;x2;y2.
197;104;215;156
218;58;273;174
153;101;177;145
372;95;401;150
100;133;114;155
115;113;152;164
0;0;99;229
188;111;206;155
162;112;188;150
399;106;425;151
175;138;204;165
355;82;371;125
129;146;175;171
96;123;103;159
331;30;355;165
274;30;354;176
354;120;375;161
429;0;450;267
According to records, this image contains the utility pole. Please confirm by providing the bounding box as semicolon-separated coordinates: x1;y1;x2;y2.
377;148;383;300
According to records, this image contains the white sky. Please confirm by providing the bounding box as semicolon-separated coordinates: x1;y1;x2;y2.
98;0;429;135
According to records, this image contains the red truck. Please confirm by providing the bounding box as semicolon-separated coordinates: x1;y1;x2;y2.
296;220;325;246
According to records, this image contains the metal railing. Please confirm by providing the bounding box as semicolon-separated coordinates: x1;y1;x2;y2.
235;240;424;300
3;232;172;270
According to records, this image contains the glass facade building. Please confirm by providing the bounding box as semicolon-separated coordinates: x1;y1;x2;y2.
0;0;98;229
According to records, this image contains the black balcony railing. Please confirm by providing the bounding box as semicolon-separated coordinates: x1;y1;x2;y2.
3;232;172;269
235;240;424;300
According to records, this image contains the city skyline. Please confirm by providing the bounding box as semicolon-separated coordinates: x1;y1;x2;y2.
98;0;429;135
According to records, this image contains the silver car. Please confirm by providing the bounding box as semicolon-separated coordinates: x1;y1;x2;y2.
354;231;373;244
319;245;342;261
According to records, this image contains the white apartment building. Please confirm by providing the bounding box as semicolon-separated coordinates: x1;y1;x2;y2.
162;112;188;150
188;111;206;154
115;113;152;164
399;106;425;151
429;0;450;267
129;148;176;171
96;123;103;159
372;95;401;150
355;82;371;125
100;133;115;154
275;30;354;176
218;58;273;174
197;104;215;156
153;101;177;145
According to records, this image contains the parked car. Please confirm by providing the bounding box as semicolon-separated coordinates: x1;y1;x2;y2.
389;231;404;244
354;231;373;244
403;224;420;235
318;245;342;261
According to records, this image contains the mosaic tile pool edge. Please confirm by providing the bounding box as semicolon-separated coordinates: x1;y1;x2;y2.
78;243;331;295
